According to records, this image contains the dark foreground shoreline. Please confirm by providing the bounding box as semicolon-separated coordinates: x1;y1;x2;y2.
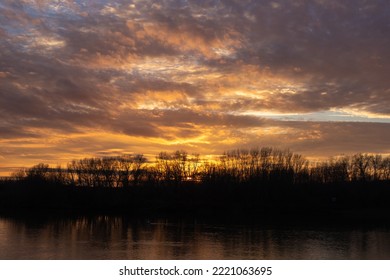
1;180;390;225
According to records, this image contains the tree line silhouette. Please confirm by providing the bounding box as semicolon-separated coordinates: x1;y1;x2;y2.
7;147;390;188
1;147;390;220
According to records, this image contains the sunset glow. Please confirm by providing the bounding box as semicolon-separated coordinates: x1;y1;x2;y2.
0;0;389;175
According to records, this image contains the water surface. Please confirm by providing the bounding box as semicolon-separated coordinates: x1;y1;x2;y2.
1;215;390;259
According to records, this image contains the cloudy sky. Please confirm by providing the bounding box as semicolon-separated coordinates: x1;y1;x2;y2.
1;0;389;174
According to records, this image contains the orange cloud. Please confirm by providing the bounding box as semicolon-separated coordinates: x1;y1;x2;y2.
1;0;389;176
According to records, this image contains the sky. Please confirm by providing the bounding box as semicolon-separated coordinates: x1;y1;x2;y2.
0;0;389;175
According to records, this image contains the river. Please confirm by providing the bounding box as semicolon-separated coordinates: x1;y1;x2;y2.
1;215;390;259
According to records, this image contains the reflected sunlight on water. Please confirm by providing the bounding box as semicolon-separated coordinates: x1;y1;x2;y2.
1;216;390;259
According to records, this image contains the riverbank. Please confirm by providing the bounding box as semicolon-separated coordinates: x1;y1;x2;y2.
1;180;390;224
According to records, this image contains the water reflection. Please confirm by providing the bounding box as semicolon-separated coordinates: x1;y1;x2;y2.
1;215;390;259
